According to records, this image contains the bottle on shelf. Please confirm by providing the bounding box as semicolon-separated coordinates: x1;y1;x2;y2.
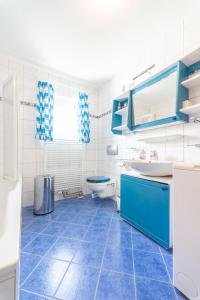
117;102;121;111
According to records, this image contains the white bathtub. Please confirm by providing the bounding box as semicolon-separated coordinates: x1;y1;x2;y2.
0;179;21;300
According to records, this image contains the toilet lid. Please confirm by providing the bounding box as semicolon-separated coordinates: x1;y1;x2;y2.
87;176;111;183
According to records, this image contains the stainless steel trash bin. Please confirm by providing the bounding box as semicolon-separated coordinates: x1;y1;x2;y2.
34;175;55;215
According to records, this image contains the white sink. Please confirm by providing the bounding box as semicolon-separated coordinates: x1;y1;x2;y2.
123;160;173;177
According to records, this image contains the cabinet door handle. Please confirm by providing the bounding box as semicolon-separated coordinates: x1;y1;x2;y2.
161;187;168;191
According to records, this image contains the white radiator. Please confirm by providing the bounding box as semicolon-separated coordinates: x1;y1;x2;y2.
45;139;83;192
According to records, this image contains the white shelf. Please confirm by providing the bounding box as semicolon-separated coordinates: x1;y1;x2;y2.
180;103;200;115
181;48;200;66
181;73;200;88
113;124;128;131
138;134;183;143
116;90;129;101
115;106;128;116
136;113;155;124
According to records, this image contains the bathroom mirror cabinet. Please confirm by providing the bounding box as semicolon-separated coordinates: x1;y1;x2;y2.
133;71;177;125
131;62;189;131
111;61;189;134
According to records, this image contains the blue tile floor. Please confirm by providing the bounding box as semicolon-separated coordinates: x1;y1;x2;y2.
20;195;187;300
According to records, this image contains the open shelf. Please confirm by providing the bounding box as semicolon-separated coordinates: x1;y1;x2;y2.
115;106;128;116
181;72;200;88
135;113;155;124
113;124;128;131
112;97;129;134
138;134;184;143
180;103;200;115
115;90;129;101
181;48;200;66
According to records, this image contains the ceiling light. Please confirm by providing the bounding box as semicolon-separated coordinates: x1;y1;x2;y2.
95;0;121;15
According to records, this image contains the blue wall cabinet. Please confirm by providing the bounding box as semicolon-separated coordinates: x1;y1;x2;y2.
111;96;131;134
111;61;189;135
120;175;170;249
131;61;188;131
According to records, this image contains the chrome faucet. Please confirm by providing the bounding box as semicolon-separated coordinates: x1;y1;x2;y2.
139;149;146;160
150;150;158;160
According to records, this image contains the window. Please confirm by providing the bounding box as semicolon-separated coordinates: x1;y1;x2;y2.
53;95;79;141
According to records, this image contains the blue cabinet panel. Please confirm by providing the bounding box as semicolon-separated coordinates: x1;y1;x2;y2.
111;98;128;134
120;175;170;249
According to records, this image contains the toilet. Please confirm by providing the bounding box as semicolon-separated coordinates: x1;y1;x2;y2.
86;176;116;198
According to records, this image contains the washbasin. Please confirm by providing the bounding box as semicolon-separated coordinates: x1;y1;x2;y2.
123;160;173;177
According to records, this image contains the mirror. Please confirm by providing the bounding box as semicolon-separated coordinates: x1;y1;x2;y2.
133;71;177;125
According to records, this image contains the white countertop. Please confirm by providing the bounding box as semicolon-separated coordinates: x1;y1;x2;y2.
174;162;200;171
121;170;173;185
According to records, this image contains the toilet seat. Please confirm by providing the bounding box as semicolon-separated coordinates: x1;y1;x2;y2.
86;176;110;183
86;177;115;199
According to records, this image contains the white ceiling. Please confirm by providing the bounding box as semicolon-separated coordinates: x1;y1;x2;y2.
0;0;197;87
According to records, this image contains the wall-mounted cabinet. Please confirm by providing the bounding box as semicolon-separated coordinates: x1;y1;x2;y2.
111;96;132;134
180;103;200;115
179;50;200;117
131;62;188;131
111;61;189;134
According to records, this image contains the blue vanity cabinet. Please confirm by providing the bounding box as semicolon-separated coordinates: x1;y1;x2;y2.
120;175;170;249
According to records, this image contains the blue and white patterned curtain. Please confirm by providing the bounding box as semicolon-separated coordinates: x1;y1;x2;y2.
78;92;90;143
35;81;54;141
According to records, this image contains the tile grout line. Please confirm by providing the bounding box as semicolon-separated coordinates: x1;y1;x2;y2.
21;247;177;284
21;235;61;288
131;231;137;300
159;247;178;299
51;214;95;298
93;209;114;300
52;201;109;299
21;228;76;298
20;255;43;288
52;257;72;299
21;229;56;251
20;288;50;299
133;274;176;286
22;213;113;254
21;200;178;299
21;201;137;298
22;211;173;272
21;231;41;251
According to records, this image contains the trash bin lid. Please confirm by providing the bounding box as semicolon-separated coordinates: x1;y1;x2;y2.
87;176;110;183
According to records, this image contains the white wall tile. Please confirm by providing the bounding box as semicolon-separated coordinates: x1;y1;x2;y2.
22;176;34;193
23;149;36;163
23;120;36;135
22;163;37;177
0;65;8;81
23;134;37;149
22;191;34;207
184;13;200;55
0;54;9;68
23;105;36;121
